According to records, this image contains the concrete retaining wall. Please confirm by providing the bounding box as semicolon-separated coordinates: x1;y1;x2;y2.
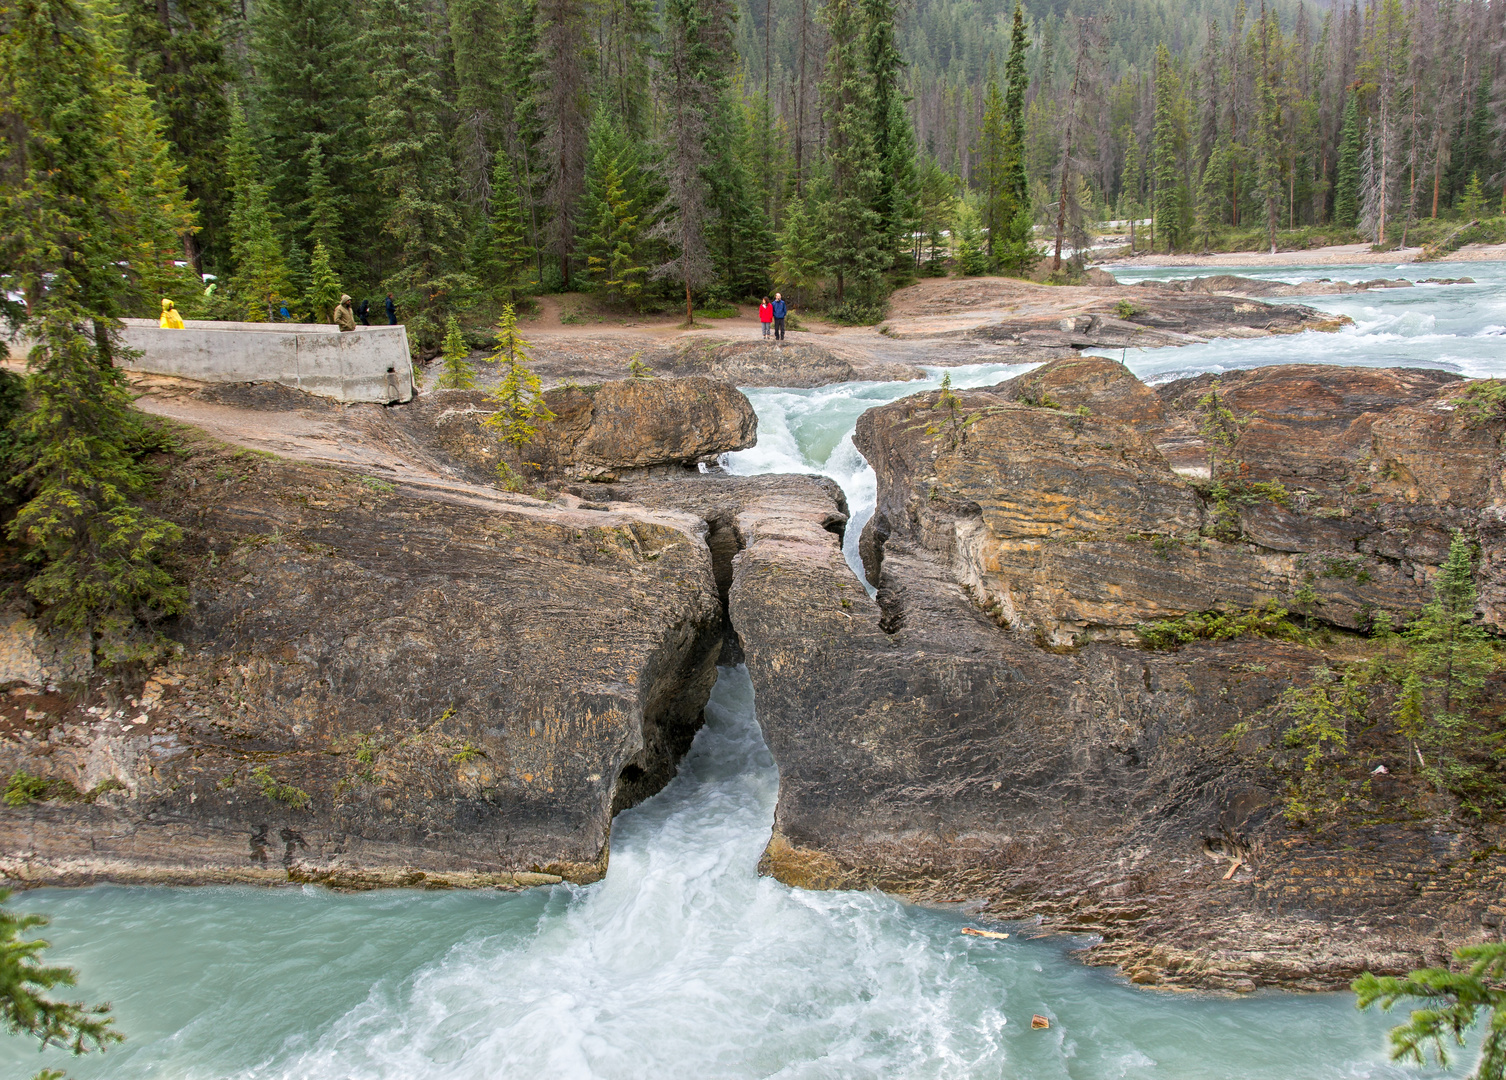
118;319;415;403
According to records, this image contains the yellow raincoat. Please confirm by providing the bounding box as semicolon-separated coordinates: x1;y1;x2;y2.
159;299;185;329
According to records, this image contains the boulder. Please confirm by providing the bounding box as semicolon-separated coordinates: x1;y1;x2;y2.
424;375;757;482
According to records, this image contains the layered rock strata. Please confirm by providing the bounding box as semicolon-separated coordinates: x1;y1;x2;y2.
856;359;1501;644
738;361;1506;989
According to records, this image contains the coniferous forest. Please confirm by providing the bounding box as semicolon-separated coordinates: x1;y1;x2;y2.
6;0;1506;355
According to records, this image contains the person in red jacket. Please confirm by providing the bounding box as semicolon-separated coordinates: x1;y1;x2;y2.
758;296;774;339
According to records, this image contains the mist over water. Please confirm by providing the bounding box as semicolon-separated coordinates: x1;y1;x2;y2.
5;267;1498;1078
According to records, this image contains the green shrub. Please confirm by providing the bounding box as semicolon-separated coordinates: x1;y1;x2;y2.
823;299;888;326
251;766;311;810
1454;380;1506;429
1136;601;1299;649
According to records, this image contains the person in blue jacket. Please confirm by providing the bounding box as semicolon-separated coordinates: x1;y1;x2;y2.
772;293;788;342
384;293;397;325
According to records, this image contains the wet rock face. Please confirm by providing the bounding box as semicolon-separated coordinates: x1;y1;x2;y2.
0;447;724;888
855;360;1501;644
423;375;757;482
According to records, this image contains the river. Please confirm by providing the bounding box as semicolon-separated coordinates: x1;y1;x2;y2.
6;261;1499;1079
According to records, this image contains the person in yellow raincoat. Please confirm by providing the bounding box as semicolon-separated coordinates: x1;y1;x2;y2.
159;298;185;328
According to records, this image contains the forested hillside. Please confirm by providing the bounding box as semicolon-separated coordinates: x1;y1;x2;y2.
5;0;1506;352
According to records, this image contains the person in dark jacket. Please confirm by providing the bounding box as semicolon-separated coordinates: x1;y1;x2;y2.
772;294;788;341
384;293;397;324
357;299;371;326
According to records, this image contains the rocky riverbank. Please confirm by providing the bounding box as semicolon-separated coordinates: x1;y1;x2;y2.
2;359;1502;993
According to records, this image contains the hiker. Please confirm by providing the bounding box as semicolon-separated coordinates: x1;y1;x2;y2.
357;299;371;326
758;296;774;339
335;294;357;332
279;302;291;321
384;293;397;325
772;293;788;341
159;298;185;329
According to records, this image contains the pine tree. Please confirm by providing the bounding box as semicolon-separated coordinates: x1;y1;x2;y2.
1458;172;1486;220
1334;89;1361;228
1195;139;1232;250
498;0;547;277
224;96;290;321
773;195;824;305
820;0;886;303
862;0;908;269
437;317;478;389
916;157;957;274
538;0;593;288
300;138;345;275
363;0;474;352
305;240;342;324
485;304;556;452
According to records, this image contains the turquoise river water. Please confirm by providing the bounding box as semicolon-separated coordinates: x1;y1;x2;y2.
6;261;1504;1079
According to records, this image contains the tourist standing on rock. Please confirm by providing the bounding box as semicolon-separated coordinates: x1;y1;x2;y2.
357;299;371;326
759;296;774;339
772;293;788;342
384;293;397;324
159;298;185;328
335;294;357;332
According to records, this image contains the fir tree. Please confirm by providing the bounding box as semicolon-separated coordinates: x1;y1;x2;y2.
119;0;235;270
916;157;957;274
995;1;1035;276
1333;89;1361;228
1195;140;1232;250
538;0;593;288
862;0;909;269
1356;941;1506;1080
951;198;989;276
485;304;556;452
300;138;345;275
437;317;478;389
305;241;343;325
1458;172;1487;221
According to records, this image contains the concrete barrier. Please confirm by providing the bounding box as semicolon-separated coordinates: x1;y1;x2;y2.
118;319;415;403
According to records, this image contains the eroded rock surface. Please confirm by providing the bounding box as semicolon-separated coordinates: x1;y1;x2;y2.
736;366;1506;989
0;434;725;888
856;359;1501;644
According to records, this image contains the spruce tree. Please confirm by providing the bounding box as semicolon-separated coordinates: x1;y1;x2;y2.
653;0;730;323
251;0;370;274
1151;44;1185;254
498;0;547;277
979;71;1010;267
485;304;556;453
305;241;342;324
952;199;989;276
820;0;886;304
538;0;593;288
916;158;957;273
995;1;1035;276
773;196;824;306
225;96;290;321
1333;89;1361;228
119;0;235;270
1;0;190;665
475;150;537;304
581;108;649;307
862;0;909;268
437;317;478;389
362;0;474;352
